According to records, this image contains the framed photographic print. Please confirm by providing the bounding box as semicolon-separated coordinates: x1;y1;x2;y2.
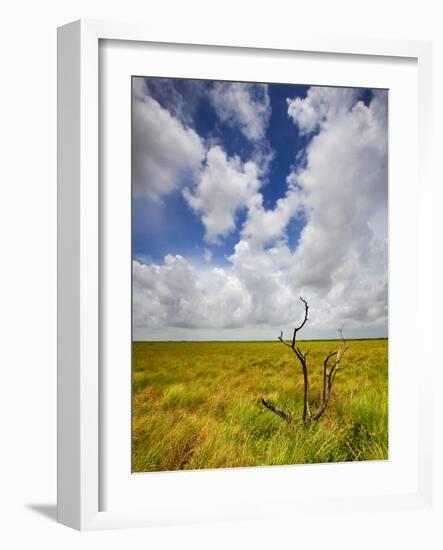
57;20;434;531
130;75;389;472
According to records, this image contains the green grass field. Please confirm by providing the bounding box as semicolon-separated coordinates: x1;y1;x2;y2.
132;339;388;472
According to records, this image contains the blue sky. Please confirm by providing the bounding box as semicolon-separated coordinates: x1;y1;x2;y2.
132;77;388;340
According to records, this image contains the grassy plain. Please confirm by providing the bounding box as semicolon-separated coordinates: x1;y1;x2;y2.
132;339;388;472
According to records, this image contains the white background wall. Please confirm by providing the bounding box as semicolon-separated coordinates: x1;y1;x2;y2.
0;1;441;548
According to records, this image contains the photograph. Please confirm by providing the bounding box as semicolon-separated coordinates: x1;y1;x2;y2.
131;75;388;473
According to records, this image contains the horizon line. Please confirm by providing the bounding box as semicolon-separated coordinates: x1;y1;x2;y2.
133;337;388;343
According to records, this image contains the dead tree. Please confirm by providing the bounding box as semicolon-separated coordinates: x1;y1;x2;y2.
261;298;348;427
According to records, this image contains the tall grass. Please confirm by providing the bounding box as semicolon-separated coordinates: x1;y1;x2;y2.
132;339;388;472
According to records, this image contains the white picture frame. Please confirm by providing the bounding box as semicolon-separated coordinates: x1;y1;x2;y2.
57;19;434;531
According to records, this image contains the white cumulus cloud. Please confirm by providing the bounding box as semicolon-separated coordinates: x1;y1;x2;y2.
133;256;252;336
183;145;262;243
209;82;271;142
241;186;302;246
289;89;388;292
132;79;205;201
287;86;359;134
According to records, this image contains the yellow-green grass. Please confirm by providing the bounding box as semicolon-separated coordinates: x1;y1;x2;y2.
132;339;388;472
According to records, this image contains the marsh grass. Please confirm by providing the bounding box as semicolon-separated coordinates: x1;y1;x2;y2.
132;339;388;472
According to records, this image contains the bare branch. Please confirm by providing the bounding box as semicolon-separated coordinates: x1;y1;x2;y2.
322;351;337;402
291;297;309;348
338;326;347;348
261;398;289;421
324;351;338;366
294;346;304;361
278;333;293;349
313;330;349;423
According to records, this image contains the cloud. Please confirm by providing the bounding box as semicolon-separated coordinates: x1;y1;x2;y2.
241;185;302;247
133;238;386;341
183;145;262;243
133;256;252;336
227;240;295;325
132;79;205;201
240;89;367;248
132;243;301;340
287;86;358;134
209;82;271;142
288;88;388;296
